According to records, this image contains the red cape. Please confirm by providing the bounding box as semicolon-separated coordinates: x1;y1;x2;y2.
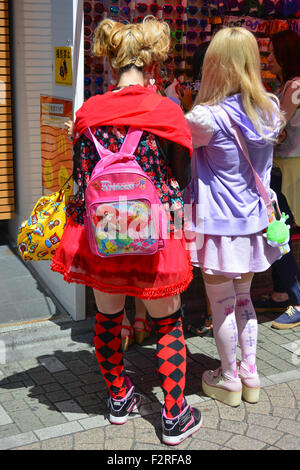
73;85;193;156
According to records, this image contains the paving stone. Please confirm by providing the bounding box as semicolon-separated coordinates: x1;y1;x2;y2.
76;393;102;408
34;421;84;441
0;431;38;450
225;434;265;450
1;399;29;414
53;371;79;385
272;407;299;420
33;408;67;427
12;442;42;450
40;435;74;450
45;390;72;403
39;357;67;373
79;415;108;430
42;382;63;393
287;379;300;399
55;399;88;421
277;419;300;437
9;409;43;433
269;395;296;409
246;424;284;445
29;369;55;386
0;391;14;403
0;423;20;439
247;413;281;429
275;434;300;450
219;419;247;434
198;427;232;445
188;439;221;450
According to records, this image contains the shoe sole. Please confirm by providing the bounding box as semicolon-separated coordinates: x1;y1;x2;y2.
202;378;242;407
271;321;300;330
242;384;260;403
162;415;203;446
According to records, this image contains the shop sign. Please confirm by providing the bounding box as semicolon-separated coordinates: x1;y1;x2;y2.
54;47;73;86
40;95;73;194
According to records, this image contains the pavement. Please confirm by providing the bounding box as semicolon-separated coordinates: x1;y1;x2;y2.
0;239;300;452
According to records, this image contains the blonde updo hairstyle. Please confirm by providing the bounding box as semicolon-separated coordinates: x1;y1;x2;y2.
93;16;170;73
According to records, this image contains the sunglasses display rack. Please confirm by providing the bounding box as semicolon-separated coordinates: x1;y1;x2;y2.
82;0;216;98
84;0;111;100
133;1;213;87
83;1;300;100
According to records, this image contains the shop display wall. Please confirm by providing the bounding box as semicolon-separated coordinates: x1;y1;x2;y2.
82;0;300;100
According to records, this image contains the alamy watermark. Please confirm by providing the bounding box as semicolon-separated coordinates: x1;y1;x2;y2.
291;80;300;106
91;200;205;251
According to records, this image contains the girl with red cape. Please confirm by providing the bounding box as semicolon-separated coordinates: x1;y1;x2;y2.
51;17;202;445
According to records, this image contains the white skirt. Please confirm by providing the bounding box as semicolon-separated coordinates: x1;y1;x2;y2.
187;231;282;279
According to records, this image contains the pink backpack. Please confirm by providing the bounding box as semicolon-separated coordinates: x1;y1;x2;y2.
83;127;168;257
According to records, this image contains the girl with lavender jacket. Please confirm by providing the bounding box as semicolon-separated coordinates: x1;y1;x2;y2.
184;27;284;408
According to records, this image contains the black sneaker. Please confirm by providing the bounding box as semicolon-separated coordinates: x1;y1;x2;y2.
162;401;202;446
108;376;142;425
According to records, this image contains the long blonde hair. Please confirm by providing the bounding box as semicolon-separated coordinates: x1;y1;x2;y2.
194;27;285;140
93;16;170;71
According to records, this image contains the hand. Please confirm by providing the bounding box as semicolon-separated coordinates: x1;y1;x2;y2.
64;120;74;138
180;88;193;112
277;129;287;144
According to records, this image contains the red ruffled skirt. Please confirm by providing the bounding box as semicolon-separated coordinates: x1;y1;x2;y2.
51;217;193;299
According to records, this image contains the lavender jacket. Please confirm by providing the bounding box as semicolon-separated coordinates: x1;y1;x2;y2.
185;94;280;236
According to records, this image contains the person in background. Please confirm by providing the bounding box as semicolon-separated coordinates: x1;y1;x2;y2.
256;30;300;331
184;41;214;337
185;27;284;407
57;16;202;445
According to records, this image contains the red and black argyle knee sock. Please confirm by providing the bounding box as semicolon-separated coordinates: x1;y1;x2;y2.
94;309;127;399
153;309;186;418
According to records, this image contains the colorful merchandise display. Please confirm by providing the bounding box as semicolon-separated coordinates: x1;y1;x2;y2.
83;0;300;99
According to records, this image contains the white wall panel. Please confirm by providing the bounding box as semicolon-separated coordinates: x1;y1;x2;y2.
9;0;85;321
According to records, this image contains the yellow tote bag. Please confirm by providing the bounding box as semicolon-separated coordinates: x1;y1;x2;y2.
17;179;73;261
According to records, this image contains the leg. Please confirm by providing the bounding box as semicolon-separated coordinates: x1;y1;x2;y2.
233;273;257;372
133;297;151;345
93;290;127;398
270;167;299;304
143;295;185;418
201;272;242;407
202;272;239;380
143;295;202;445
233;273;260;403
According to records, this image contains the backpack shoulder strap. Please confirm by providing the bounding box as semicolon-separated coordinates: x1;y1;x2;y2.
83;126;143;158
217;105;274;218
120;127;144;155
83;127;112;159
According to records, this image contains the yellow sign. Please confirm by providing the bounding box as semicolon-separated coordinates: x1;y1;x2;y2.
40;95;73;193
54;47;72;86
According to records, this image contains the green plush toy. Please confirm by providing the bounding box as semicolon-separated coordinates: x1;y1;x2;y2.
266;212;290;255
